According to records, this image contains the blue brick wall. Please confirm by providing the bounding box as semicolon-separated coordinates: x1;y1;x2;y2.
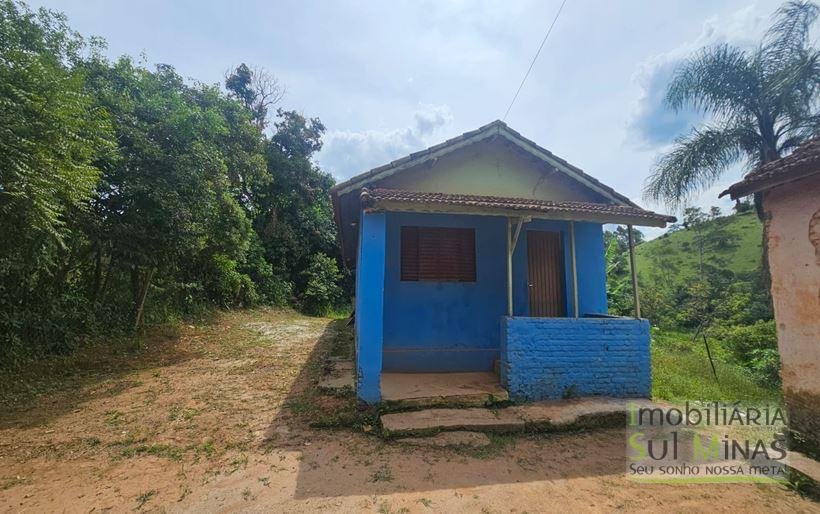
500;317;651;401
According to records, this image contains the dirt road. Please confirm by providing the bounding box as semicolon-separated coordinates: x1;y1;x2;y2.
0;309;815;512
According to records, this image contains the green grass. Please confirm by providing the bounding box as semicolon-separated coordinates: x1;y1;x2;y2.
636;211;763;282
651;329;778;404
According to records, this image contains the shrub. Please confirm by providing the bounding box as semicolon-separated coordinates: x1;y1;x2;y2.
204;253;259;307
712;320;780;384
300;253;343;315
240;238;293;306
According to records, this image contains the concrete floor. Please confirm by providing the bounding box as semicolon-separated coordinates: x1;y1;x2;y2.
380;371;508;403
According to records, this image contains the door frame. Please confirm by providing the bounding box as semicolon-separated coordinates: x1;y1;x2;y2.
526;229;567;317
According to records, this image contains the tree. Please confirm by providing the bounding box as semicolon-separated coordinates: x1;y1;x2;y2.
0;1;348;363
82;58;274;326
0;1;115;356
254;109;341;302
225;63;284;131
0;1;113;267
644;1;820;209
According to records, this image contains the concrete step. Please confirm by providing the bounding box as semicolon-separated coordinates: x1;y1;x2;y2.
381;372;508;408
381;397;653;436
382;407;524;435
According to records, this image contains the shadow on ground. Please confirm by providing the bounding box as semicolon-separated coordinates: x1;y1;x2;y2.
0;324;198;429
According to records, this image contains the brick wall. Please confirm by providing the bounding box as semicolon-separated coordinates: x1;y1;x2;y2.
500;317;651;401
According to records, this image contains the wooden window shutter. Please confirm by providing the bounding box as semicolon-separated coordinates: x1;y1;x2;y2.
400;226;420;281
401;226;476;282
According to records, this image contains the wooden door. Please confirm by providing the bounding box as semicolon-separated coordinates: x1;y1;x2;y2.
527;231;566;317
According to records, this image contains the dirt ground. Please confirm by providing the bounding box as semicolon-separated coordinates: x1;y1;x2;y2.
0;309;816;513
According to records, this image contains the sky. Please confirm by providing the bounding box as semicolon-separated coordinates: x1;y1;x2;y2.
30;0;788;238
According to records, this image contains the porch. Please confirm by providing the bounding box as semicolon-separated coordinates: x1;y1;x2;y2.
376;314;651;406
354;202;656;404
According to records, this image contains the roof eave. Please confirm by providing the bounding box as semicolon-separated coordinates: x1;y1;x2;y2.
370;199;675;228
721;166;820;200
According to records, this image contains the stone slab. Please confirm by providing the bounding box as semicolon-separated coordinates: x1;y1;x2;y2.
789;451;820;482
397;431;491;448
511;397;653;425
381;407;524;435
381;397;657;436
318;374;354;390
318;359;354;391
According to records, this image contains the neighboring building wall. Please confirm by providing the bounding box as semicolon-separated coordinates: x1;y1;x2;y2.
379;211;607;373
763;173;820;453
499;317;651;401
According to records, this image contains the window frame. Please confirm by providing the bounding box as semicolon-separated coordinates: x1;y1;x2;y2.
400;225;477;283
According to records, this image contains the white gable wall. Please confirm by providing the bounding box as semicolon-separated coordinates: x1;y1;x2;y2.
374;138;607;203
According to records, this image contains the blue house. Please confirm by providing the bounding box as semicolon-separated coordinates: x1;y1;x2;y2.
331;121;675;404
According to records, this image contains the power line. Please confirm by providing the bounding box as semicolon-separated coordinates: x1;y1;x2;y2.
502;0;568;122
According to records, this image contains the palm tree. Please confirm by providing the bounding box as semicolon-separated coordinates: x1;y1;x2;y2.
644;1;820;209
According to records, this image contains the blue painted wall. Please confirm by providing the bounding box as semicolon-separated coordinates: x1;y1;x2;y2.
355;211;386;403
499;317;651;401
374;212;608;373
382;212;506;371
511;219;608;318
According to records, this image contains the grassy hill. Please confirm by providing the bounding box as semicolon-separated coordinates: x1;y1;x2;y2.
628;211;779;405
635;210;763;283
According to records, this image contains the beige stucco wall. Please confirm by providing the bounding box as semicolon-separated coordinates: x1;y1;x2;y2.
377;138;606;203
764;172;820;449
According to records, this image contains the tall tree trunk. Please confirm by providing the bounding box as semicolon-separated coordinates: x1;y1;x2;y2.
98;255;115;303
91;243;103;301
755;134;780;302
133;268;155;330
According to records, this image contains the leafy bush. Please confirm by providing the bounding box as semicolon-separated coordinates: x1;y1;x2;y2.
300;253;343;315
203;254;259;308
240;237;293;306
712;320;780;384
715;320;777;360
746;348;781;385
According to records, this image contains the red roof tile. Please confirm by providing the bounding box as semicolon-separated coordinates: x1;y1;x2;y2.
362;188;676;225
721;137;820;199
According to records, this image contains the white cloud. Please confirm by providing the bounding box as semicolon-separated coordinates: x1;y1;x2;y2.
627;5;769;149
317;104;453;180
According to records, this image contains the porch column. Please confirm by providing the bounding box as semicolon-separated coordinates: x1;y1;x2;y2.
355;210;386;404
507;217;524;316
507;218;513;316
627;224;641;318
569;221;579;318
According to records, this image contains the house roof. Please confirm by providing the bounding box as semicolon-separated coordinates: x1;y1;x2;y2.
331;119;640;207
362;188;676;227
331;120;675;268
720;136;820;199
